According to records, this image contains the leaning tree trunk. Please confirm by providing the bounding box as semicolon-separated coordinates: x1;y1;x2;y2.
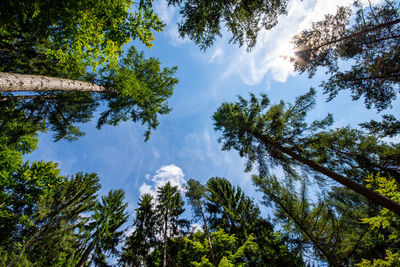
299;18;400;53
254;132;400;216
199;200;216;267
0;72;113;93
76;239;96;267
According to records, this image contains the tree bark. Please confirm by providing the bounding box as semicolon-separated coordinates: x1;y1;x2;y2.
163;210;168;267
199;200;216;267
0;72;114;93
254;133;400;216
76;239;96;267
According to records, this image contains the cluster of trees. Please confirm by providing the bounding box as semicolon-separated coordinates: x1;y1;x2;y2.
120;178;303;266
1;0;400;266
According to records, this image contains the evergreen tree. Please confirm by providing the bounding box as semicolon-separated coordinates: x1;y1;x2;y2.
120;193;158;267
1;161;101;266
213;90;400;215
0;0;177;141
185;178;216;266
167;0;289;50
76;189;128;267
291;1;400;112
253;174;378;266
155;182;188;267
205;177;303;266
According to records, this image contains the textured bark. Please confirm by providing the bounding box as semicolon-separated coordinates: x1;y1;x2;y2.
254;133;400;216
0;72;114;93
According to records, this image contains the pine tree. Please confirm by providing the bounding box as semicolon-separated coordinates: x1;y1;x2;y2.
120;193;158;267
155;182;188;267
185;178;216;266
212;90;400;215
76;189;128;267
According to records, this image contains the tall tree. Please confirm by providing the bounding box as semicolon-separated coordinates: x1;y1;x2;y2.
291;1;400;111
156;182;188;267
212;90;400;215
76;189;128;267
0;0;177;141
167;0;289;50
0;46;178;141
1;161;101;266
205;177;303;266
120;193;158;267
252;174;379;266
185;178;216;267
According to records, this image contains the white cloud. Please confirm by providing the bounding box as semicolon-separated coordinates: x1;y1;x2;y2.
190;223;203;233
139;164;187;197
153;0;175;25
209;48;225;64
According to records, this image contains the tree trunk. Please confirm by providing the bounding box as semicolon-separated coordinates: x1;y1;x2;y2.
299;18;400;53
76;239;96;267
270;194;341;267
254;133;400;216
199;200;216;267
163;210;168;267
0;72;114;93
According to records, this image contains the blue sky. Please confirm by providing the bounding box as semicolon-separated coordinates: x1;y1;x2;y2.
25;0;397;226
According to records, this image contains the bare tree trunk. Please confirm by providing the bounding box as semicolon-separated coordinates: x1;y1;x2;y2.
254;133;400;216
76;240;96;267
299;18;400;53
0;72;114;93
163;210;168;267
199;201;217;267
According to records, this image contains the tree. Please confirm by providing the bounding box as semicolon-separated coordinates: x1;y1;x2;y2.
212;90;400;215
1;0;164;77
185;178;217;266
167;0;289;50
252;174;380;266
155;182;188;267
0;46;178;141
76;189;128;267
205;177;303;266
120;193;158;267
291;1;400;111
1;161;101;266
0;0;177;141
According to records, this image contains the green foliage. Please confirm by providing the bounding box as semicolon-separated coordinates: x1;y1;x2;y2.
0;102;41;178
205;177;303;266
185;178;207;219
77;189;128;266
168;0;288;50
253;174;377;266
97;46;178;141
0;0;164;78
120;193;157;266
356;174;400;266
176;229;256;266
213;89;399;185
1;161;101;266
1;0;177;142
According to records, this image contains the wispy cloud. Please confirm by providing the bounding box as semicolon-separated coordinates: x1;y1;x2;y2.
153;0;190;46
139;164;187;197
